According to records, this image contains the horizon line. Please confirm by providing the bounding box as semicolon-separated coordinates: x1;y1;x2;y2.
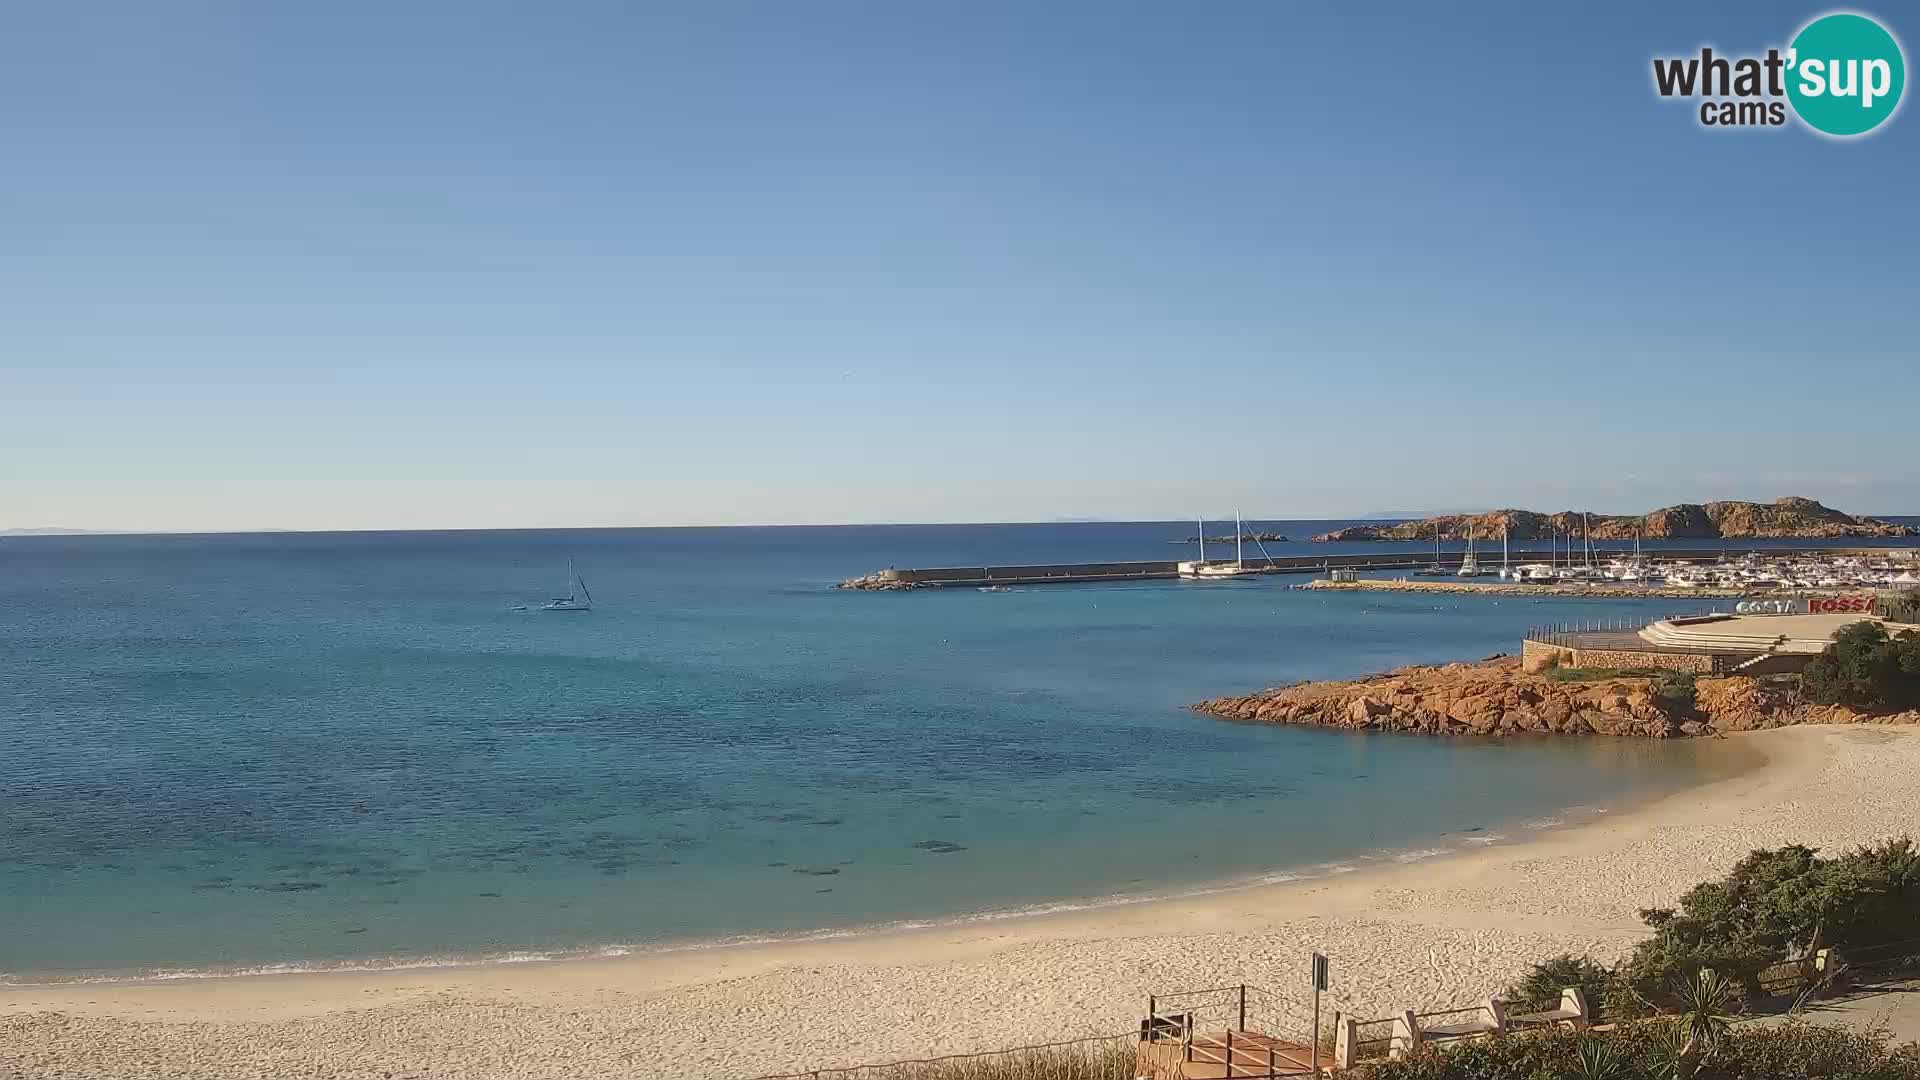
8;510;1920;541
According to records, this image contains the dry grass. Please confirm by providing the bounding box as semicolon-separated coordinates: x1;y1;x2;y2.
757;1036;1138;1080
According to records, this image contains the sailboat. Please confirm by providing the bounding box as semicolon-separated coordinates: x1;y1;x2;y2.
541;559;594;611
1413;521;1452;576
1456;527;1491;576
1179;512;1257;579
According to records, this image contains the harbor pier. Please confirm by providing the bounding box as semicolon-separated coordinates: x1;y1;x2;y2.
836;547;1910;590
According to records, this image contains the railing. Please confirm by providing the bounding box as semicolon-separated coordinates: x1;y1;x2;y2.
1346;1017;1397;1063
1142;984;1319;1077
1525;609;1731;649
1840;935;1920;977
1410;1002;1500;1046
1746;938;1920;1012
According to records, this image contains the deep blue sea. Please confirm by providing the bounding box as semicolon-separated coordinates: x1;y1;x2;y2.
5;521;1912;982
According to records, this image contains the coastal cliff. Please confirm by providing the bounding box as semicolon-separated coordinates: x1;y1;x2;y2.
1192;657;1920;738
1310;497;1912;542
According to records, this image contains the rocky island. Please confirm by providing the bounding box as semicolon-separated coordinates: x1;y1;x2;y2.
1170;532;1289;545
1311;496;1912;542
1193;657;1919;738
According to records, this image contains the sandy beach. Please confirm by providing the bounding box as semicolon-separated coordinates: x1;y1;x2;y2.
4;725;1915;1079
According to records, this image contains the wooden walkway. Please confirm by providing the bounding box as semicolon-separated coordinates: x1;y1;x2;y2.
1136;1030;1319;1078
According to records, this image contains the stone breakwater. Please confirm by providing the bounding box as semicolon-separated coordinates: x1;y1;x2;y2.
1192;658;1920;738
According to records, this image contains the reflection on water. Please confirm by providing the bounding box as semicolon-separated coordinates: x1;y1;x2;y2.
0;524;1753;979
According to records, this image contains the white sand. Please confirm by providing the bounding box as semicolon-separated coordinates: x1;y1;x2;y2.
3;726;1914;1079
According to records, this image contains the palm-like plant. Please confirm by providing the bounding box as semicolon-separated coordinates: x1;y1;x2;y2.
1659;968;1737;1079
1572;1033;1629;1080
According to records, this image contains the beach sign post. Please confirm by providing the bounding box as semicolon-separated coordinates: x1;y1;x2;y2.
1311;951;1330;1076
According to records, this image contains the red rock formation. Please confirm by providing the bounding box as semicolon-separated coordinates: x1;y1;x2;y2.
1309;498;1912;542
1194;658;1919;738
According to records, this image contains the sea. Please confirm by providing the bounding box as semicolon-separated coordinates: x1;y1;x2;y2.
3;520;1913;983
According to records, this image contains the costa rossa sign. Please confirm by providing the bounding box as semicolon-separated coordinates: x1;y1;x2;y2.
1735;595;1876;615
1809;594;1876;614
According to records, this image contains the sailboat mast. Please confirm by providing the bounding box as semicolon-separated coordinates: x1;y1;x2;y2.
1235;509;1244;568
1198;517;1206;565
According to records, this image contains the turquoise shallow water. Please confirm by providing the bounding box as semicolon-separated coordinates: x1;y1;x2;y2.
0;523;1806;981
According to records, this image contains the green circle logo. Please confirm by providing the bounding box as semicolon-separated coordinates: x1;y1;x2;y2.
1786;12;1906;136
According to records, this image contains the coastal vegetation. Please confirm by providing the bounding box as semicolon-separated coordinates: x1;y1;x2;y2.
821;841;1920;1080
812;1039;1137;1080
1492;840;1920;1015
1362;1022;1920;1080
1310;497;1912;542
1386;840;1920;1079
1623;838;1920;1002
1878;588;1920;625
1803;622;1920;711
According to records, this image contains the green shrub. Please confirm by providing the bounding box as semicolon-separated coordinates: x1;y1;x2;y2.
1505;953;1614;1012
1359;1021;1920;1080
1653;670;1698;714
1801;622;1920;711
1543;667;1661;683
1622;839;1920;1003
1875;586;1920;624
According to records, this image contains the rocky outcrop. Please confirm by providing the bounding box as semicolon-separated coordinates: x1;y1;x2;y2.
1172;533;1289;545
1310;498;1912;542
1694;676;1920;731
1193;658;1920;738
837;573;919;591
1700;496;1907;539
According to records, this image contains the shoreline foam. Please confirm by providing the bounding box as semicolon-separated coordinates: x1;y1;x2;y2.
6;727;1908;1080
0;742;1747;992
0;793;1649;989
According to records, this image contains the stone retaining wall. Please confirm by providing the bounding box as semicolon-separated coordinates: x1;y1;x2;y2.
1520;638;1722;674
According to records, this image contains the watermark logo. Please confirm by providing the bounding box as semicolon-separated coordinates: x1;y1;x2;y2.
1652;10;1905;136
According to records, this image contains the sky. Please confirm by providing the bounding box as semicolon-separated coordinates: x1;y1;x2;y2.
2;1;1916;532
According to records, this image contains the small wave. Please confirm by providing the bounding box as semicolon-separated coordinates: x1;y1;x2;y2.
1392;848;1452;864
1460;834;1506;846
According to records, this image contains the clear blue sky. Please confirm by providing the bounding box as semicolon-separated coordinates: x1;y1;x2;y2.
3;2;1915;531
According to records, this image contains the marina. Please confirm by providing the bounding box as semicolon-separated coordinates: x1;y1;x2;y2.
840;546;1920;591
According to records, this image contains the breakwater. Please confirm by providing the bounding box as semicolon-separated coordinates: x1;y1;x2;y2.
837;547;1891;590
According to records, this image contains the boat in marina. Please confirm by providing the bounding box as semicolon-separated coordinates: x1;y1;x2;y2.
1456;528;1493;576
540;559;594;611
1179;512;1257;580
1412;523;1453;576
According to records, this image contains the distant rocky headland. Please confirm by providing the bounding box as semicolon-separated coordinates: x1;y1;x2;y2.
1193;657;1919;739
1310;497;1912;542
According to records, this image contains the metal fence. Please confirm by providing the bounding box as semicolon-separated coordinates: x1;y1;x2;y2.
1525;609;1731;650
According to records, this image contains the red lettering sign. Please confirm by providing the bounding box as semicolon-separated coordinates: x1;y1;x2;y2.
1808;595;1875;614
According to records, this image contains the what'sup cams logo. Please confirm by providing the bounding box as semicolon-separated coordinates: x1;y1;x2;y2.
1653;10;1905;136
